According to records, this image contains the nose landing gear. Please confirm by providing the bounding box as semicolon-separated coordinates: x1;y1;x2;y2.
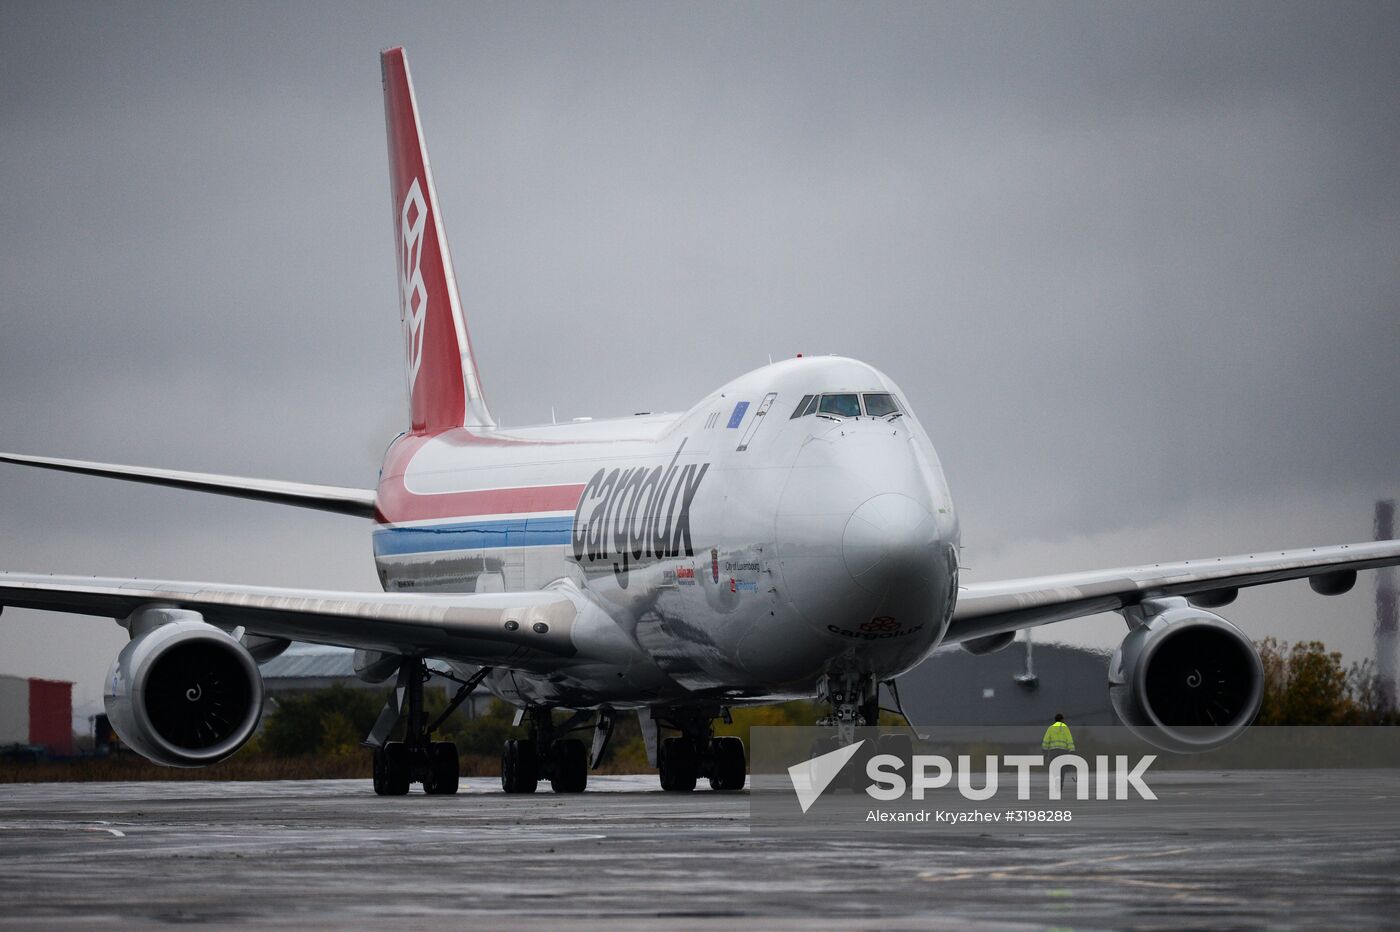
810;671;917;790
817;671;880;744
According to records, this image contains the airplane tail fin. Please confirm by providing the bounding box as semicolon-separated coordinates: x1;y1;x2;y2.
381;47;494;433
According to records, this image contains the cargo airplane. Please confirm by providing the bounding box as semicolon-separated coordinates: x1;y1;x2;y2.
3;49;1397;795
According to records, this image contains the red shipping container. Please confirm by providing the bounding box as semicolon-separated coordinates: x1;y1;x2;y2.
28;679;72;756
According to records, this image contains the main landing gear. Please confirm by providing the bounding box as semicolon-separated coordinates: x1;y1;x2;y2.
368;660;490;796
372;740;459;796
653;708;747;792
500;707;592;794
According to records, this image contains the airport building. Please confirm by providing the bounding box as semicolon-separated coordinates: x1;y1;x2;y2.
895;639;1117;727
259;644;389;695
258;644;492;716
0;674;73;756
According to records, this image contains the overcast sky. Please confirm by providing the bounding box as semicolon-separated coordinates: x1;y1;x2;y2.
2;1;1397;726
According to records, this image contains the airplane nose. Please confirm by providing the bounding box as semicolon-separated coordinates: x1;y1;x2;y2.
842;492;939;593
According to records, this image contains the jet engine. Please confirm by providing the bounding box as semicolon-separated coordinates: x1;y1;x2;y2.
1109;599;1264;753
104;614;264;767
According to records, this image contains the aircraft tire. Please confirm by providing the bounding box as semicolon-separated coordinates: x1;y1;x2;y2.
424;741;460;795
659;737;698;792
375;742;411;796
372;747;389;795
549;739;588;793
501;738;538;794
877;732;913;764
708;736;746;791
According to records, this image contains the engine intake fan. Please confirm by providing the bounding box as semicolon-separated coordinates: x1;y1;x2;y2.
1109;599;1264;753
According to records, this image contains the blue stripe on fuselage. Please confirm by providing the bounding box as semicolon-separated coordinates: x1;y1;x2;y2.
372;515;573;556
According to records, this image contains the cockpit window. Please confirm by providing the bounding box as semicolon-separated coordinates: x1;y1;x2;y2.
863;393;900;418
794;392;895;419
818;393;861;418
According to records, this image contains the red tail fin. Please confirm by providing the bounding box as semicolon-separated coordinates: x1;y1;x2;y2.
381;48;493;433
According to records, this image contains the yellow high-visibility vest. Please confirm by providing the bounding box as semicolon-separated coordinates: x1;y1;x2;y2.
1042;721;1075;751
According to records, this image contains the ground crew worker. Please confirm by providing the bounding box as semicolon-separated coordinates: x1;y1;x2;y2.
1042;713;1075;791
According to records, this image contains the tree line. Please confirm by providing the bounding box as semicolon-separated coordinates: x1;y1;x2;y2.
247;638;1397;764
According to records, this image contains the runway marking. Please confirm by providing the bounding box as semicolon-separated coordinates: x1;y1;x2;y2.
917;846;1195;884
0;819;127;838
419;829;607;842
917;846;1248;907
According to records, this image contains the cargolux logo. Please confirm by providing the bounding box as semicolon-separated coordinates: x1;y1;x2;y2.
570;441;709;588
399;178;428;391
789;741;1157;813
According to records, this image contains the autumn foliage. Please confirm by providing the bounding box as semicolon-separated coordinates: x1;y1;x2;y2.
1254;638;1399;726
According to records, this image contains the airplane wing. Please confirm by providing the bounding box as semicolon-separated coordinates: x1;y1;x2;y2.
945;538;1400;647
0;452;376;518
0;572;577;669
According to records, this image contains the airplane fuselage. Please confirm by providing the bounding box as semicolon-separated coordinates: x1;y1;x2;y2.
372;355;961;708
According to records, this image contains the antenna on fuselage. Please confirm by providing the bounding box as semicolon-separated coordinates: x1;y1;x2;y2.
551;406;557;425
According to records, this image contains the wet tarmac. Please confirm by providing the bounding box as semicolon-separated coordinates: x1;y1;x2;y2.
1;774;1398;928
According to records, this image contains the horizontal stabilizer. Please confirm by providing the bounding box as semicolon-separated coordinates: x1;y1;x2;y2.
0;451;376;518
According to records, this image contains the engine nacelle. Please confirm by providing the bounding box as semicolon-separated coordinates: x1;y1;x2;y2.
104;614;264;767
1109;600;1263;753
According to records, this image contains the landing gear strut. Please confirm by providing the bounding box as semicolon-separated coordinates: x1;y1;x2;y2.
817;670;879;744
501;707;590;795
368;661;489;796
811;671;915;788
652;707;746;792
